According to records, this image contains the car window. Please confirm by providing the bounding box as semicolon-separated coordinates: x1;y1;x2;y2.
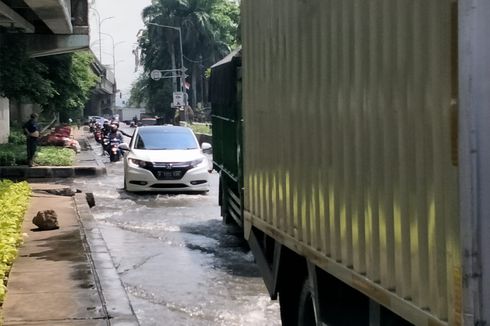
135;128;198;150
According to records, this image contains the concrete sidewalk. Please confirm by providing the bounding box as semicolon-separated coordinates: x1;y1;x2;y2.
1;183;139;325
0;127;138;325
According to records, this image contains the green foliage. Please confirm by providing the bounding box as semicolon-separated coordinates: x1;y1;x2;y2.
191;123;211;135
134;0;240;113
0;35;56;104
0;152;17;167
209;0;240;49
128;75;149;108
8;129;26;145
0;144;27;166
0;144;75;166
35;146;75;166
0;180;31;304
0;37;97;120
38;52;98;121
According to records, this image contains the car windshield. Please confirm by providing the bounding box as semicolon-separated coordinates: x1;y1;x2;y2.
135;128;198;150
140;119;157;125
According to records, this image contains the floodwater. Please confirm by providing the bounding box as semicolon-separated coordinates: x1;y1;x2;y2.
66;130;281;326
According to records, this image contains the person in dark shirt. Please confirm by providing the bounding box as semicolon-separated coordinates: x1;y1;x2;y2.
22;113;40;167
111;122;132;138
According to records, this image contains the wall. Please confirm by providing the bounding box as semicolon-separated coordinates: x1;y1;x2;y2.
0;97;10;144
9;101;38;126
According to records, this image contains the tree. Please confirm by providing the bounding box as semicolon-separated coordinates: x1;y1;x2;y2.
38;51;98;121
0;35;55;105
133;0;239;120
128;75;148;108
0;35;97;122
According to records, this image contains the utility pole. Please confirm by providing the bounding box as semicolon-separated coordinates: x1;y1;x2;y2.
147;22;189;124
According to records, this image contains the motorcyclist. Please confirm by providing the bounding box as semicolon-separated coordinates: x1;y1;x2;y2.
107;124;124;143
100;124;122;158
102;120;111;137
110;122;132;138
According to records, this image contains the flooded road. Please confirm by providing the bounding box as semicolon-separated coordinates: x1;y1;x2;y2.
66;131;281;326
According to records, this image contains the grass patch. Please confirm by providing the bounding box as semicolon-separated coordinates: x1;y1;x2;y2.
0;127;75;166
0;144;75;166
0;180;31;305
35;146;75;166
190;123;211;135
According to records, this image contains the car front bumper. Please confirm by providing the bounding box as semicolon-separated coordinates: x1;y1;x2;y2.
124;163;210;192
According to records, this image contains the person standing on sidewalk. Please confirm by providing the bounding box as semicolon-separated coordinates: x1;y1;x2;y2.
23;113;40;167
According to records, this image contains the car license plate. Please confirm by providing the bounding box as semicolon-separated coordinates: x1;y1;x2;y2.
157;171;181;179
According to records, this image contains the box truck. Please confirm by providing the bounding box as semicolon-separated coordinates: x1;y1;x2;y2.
210;0;490;325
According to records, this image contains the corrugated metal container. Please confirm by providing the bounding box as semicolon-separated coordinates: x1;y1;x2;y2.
241;0;461;324
209;49;242;181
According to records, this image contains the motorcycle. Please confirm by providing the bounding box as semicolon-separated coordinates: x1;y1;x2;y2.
107;136;122;162
93;125;103;143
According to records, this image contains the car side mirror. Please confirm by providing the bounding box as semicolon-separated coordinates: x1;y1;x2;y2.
119;143;130;151
201;142;212;151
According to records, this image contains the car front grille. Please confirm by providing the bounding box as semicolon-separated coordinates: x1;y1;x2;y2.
144;162;192;180
150;183;188;188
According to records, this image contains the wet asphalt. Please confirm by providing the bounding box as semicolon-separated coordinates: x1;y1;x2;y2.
61;129;281;326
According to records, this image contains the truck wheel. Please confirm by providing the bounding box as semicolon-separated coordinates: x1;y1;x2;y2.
280;276;316;326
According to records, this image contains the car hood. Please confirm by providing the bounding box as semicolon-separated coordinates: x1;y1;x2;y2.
128;148;204;163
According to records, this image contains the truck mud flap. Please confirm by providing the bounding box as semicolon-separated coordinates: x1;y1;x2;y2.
247;227;281;299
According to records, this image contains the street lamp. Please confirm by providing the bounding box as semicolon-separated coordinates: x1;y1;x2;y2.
147;22;188;123
89;7;114;62
100;32;125;78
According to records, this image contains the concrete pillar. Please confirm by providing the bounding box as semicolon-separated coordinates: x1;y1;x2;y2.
20;103;36;122
0;97;10;144
9;101;40;126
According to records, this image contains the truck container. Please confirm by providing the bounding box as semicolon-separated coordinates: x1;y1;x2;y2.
210;0;490;325
116;107;146;123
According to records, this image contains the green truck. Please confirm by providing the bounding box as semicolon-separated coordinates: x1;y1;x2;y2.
210;1;490;325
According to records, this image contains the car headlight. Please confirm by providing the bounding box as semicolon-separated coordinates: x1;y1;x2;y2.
190;158;204;168
129;158;152;168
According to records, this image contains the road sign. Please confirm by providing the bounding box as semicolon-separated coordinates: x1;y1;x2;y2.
150;70;162;80
172;92;185;107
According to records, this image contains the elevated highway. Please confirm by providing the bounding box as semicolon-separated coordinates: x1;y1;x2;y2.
0;0;89;56
0;1;116;143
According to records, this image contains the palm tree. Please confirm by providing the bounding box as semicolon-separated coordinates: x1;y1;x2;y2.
139;0;239;115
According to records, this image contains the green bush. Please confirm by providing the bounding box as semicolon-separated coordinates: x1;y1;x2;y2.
0;144;27;166
0;180;31;304
0;152;16;166
8;129;26;145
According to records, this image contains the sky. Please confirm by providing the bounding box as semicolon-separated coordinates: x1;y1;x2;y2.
88;0;152;105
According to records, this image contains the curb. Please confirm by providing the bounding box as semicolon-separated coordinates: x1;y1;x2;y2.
0;165;106;179
74;193;140;326
79;136;106;168
0;133;107;179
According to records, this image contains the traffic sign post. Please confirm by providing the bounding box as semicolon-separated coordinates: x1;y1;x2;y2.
172;92;185;108
150;70;162;80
